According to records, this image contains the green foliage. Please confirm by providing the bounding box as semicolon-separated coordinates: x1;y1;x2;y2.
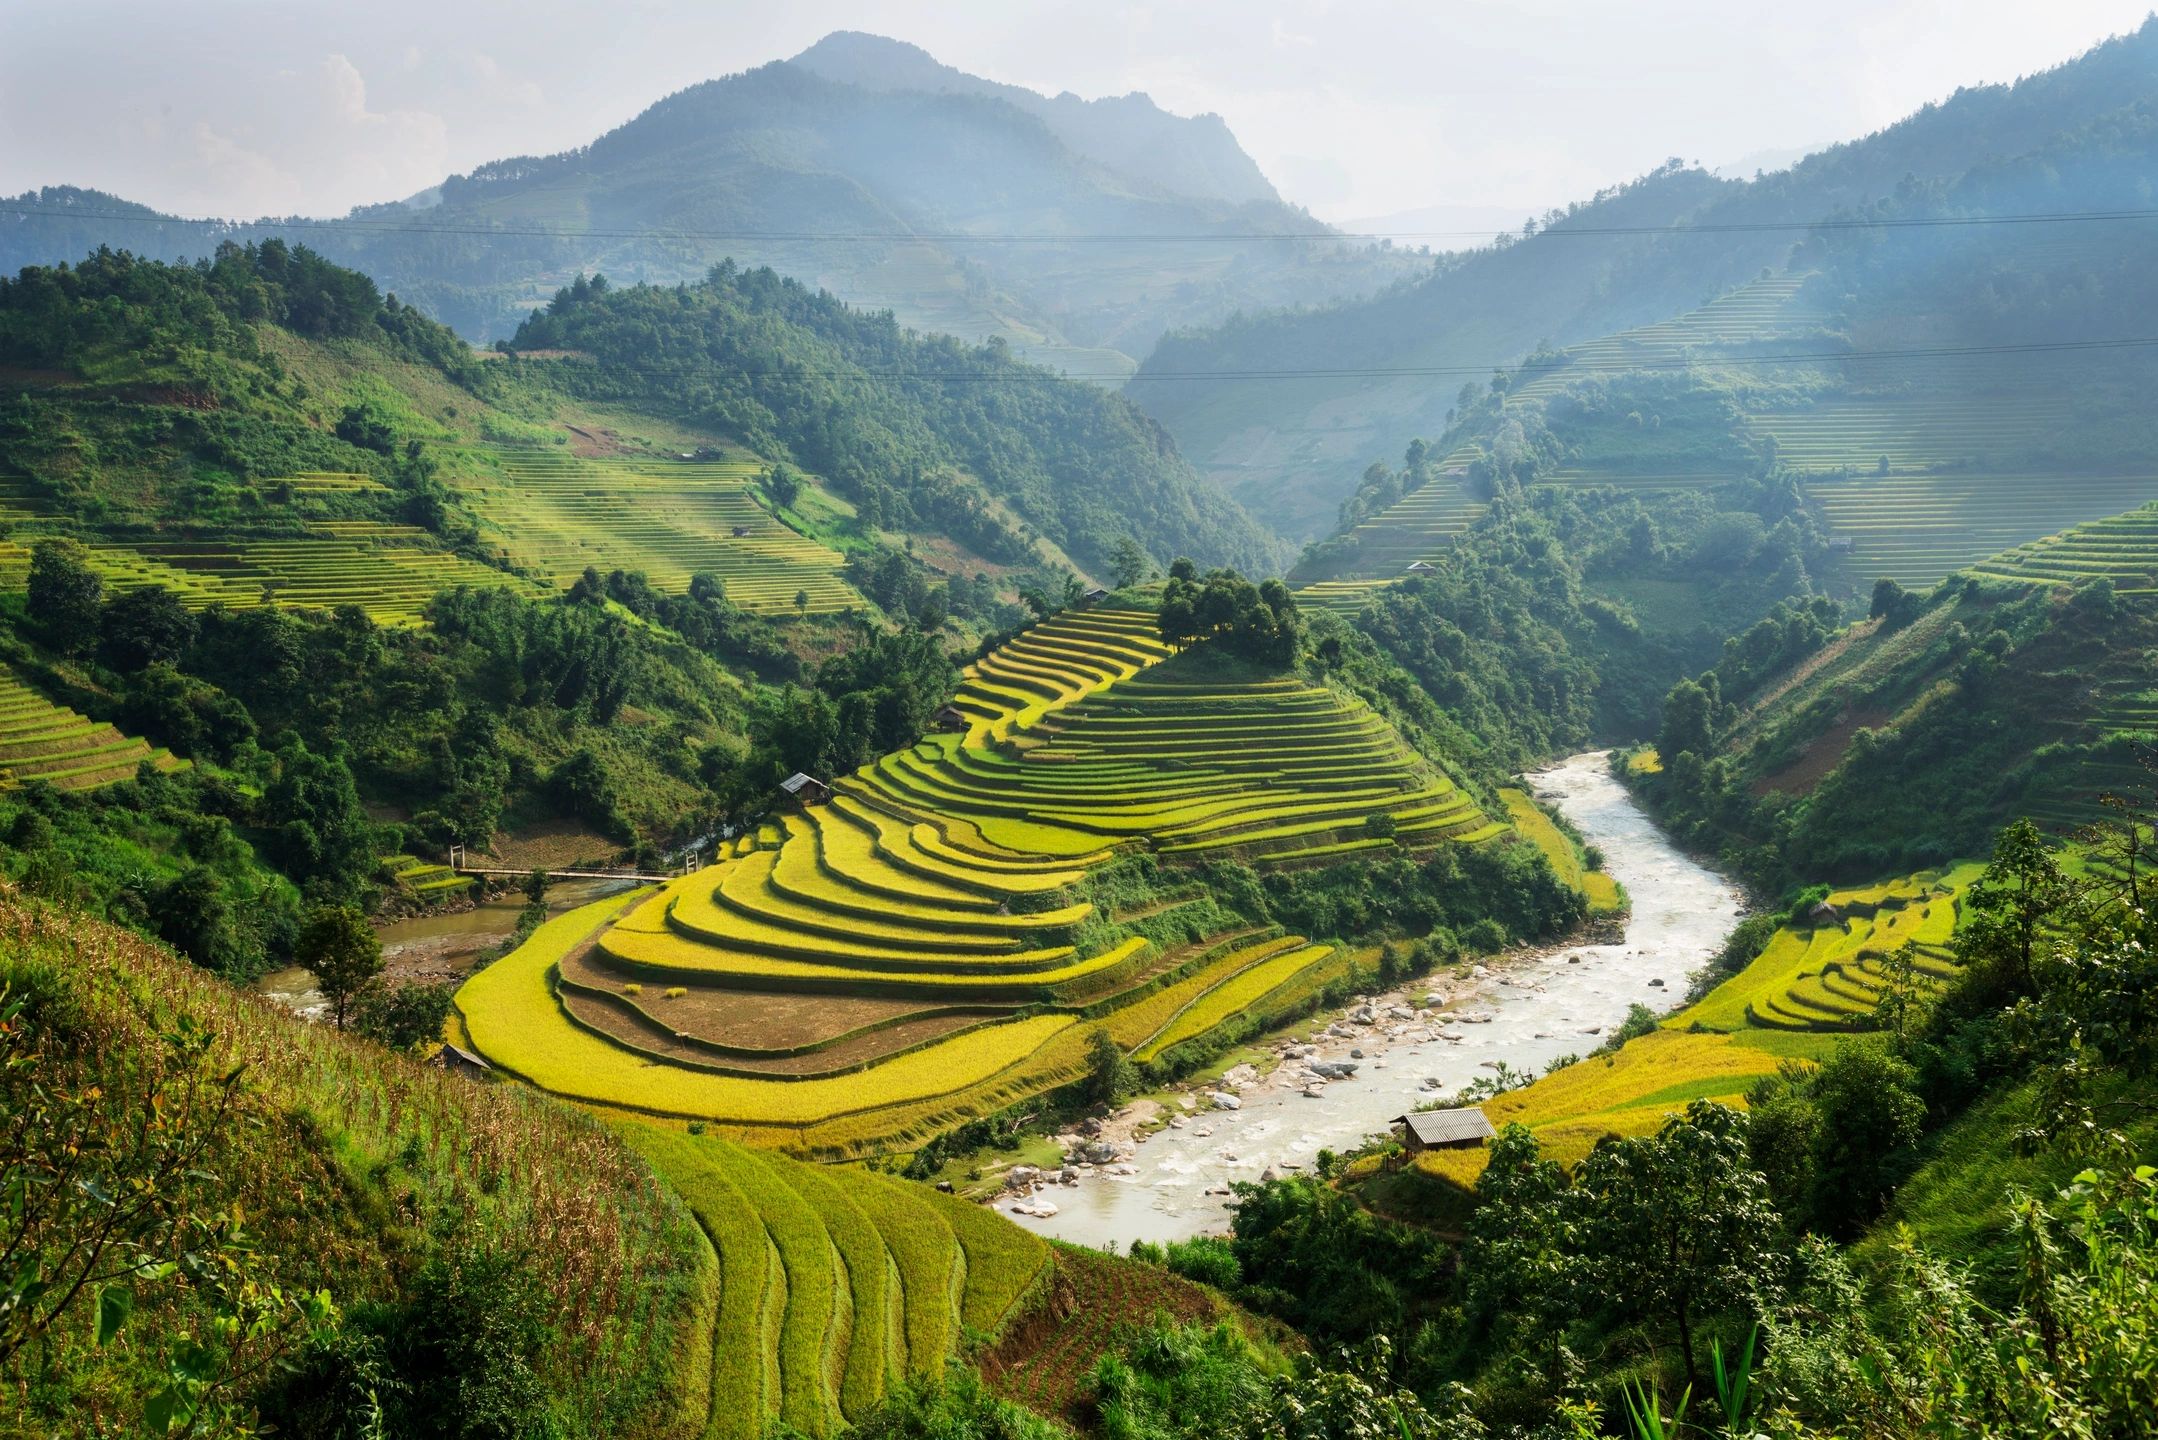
1081;1027;1138;1110
354;982;456;1053
296;904;382;1030
509;263;1282;577
26;539;103;658
1159;567;1300;668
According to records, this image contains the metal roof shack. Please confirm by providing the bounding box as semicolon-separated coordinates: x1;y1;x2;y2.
1393;1107;1495;1152
432;1044;493;1080
779;772;832;806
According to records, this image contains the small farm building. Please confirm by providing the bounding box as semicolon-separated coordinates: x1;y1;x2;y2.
933;704;970;732
1080;587;1112;607
432;1044;493;1080
1405;560;1437;574
1394;1107;1495;1153
780;772;832;806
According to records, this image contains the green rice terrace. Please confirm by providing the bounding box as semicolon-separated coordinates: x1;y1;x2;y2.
0;660;182;791
0;447;857;623
454;604;1518;1156
0;476;536;626
1330;274;1821;575
457;450;856;614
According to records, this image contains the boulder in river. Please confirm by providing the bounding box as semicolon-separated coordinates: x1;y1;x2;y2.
1208;1091;1243;1110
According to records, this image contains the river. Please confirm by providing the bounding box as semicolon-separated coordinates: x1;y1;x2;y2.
1018;750;1746;1247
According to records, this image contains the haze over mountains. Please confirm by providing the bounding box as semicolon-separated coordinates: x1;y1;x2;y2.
10;22;2158;548
0;33;1415;377
1134;18;2158;538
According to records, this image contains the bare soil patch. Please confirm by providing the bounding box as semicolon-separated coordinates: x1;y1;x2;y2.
1754;705;1890;797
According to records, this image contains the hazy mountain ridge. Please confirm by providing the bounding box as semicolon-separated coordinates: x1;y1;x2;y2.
1136;18;2158;540
789;30;1280;207
0;38;1415;377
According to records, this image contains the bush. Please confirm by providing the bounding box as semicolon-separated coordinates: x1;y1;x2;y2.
354;982;455;1052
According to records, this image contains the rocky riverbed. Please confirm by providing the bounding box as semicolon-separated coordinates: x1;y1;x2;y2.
1004;751;1745;1246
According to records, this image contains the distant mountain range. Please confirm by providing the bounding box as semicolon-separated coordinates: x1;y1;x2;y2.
1131;18;2158;539
0;33;1417;376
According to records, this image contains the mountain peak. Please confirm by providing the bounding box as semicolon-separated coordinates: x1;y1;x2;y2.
787;31;1278;207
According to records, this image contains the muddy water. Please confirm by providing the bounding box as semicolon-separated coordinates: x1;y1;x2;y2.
254;875;637;1019
1021;750;1746;1247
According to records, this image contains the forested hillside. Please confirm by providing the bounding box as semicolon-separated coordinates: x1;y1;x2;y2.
1136;18;2158;539
0;240;1276;981
507;263;1285;578
0;40;1415;368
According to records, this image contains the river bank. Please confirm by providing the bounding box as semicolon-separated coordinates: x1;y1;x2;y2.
1007;750;1747;1247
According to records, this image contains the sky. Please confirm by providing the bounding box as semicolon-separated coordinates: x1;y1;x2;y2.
4;0;2152;226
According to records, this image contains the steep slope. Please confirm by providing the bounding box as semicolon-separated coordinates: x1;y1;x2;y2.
1;47;1412;369
506;265;1286;578
1635;528;2158;882
1135;18;2158;539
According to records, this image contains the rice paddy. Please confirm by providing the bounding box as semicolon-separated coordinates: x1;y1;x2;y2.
459;451;856;614
617;1124;1050;1438
0;662;182;791
1412;865;1977;1189
456;602;1532;1155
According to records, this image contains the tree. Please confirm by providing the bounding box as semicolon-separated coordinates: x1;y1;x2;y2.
1465;1125;1578;1372
1108;537;1149;589
354;982;455;1052
27;539;104;657
100;584;197;671
1656;677;1716;761
297;905;382;1030
1571;1101;1782;1390
1957;818;2076;1002
764;464;802;509
1803;1042;1924;1237
1080;1027;1137;1109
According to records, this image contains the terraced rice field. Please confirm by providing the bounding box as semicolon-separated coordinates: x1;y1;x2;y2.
1501;789;1623;914
1752;392;2075;476
619;1124;1051;1438
0;476;533;625
380;853;475;900
458;603;1525;1154
1320;274;1820;577
1684;867;1975;1033
0;663;182;791
1413;865;1974;1189
1968;501;2158;594
1805;472;2158;588
459;451;855;614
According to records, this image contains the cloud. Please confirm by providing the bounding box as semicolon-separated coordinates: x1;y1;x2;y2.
472;54;545;108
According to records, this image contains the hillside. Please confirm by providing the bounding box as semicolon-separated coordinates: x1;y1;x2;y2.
1134;18;2158;540
3;880;1288;1438
0;241;1274;979
452;597;1586;1157
1637;530;2158;884
0;42;1416;370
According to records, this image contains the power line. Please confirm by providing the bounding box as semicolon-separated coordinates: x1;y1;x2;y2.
8;203;2158;246
498;334;2158;386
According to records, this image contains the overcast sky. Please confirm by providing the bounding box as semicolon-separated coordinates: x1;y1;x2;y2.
4;0;2152;225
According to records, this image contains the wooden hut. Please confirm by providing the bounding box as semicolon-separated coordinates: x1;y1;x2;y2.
779;772;832;807
431;1043;493;1080
1393;1107;1495;1154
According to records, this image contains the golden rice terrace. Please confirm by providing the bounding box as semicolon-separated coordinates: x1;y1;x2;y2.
455;604;1514;1155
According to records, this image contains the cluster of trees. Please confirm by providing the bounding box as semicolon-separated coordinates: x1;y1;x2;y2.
0;240;476;379
1157;559;1301;667
1640;575;2123;886
505;263;1284;579
9;541;835;971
